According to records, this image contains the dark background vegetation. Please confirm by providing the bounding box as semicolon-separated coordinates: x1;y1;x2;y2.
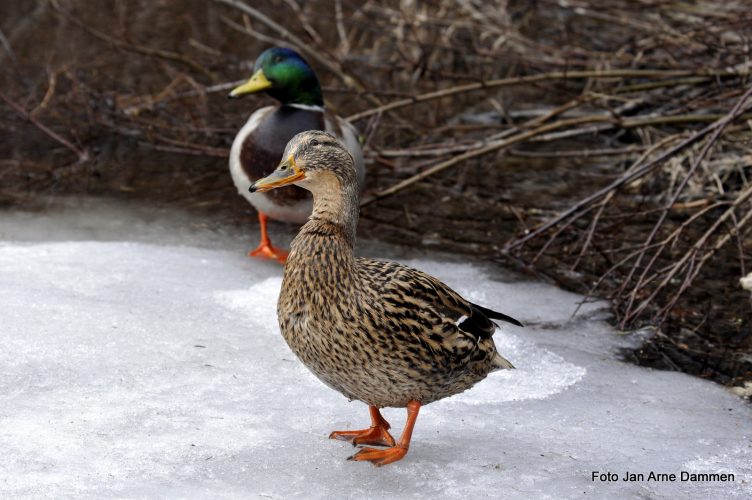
1;0;751;389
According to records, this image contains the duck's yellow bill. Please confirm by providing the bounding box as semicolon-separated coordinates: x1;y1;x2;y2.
249;156;305;193
229;69;272;98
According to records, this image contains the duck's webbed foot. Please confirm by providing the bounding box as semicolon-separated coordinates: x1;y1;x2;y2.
348;445;408;466
249;241;288;263
329;406;396;447
248;212;288;263
330;425;396;447
344;400;422;467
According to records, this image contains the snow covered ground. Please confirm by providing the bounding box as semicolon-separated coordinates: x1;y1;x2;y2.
1;199;750;499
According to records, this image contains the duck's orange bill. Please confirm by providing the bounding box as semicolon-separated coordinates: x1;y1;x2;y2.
249;156;305;193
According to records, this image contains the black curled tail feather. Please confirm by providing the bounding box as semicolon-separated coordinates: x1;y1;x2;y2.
457;304;523;341
472;303;524;328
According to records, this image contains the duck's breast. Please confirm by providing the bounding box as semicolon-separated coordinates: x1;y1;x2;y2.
229;105;326;222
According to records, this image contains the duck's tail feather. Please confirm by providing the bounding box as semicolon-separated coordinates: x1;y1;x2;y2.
492;352;515;370
472;303;524;328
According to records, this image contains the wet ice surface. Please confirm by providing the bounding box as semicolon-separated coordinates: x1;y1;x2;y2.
1;200;750;499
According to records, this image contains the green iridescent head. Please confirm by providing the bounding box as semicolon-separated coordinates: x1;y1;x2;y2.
228;47;323;106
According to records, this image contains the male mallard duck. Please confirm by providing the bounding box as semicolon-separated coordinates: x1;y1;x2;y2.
250;131;522;466
228;47;364;263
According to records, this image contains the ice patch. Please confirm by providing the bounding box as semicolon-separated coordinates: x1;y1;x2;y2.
0;242;131;297
446;333;586;404
682;445;752;498
212;277;283;324
1;207;750;499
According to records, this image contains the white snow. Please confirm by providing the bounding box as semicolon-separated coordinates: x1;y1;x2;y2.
741;272;752;293
1;200;750;499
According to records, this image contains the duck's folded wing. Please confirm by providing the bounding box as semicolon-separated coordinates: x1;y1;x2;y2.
357;259;522;343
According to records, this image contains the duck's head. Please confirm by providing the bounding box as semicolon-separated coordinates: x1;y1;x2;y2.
228;47;323;106
249;131;355;194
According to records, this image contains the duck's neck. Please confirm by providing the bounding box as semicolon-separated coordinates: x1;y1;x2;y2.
270;81;323;108
305;177;359;248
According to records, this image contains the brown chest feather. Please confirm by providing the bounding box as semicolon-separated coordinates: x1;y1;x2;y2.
240;106;325;206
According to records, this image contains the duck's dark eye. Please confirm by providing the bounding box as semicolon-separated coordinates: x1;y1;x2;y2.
310;139;320;147
273;55;282;63
280;165;288;171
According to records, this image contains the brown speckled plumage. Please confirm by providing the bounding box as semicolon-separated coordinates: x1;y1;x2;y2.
251;131;522;464
281;237;515;407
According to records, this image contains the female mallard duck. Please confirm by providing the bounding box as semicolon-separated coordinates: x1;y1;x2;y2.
250;131;522;466
228;47;364;263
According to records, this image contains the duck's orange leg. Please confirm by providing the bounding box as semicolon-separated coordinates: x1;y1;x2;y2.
249;212;288;263
348;400;421;466
329;406;396;447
